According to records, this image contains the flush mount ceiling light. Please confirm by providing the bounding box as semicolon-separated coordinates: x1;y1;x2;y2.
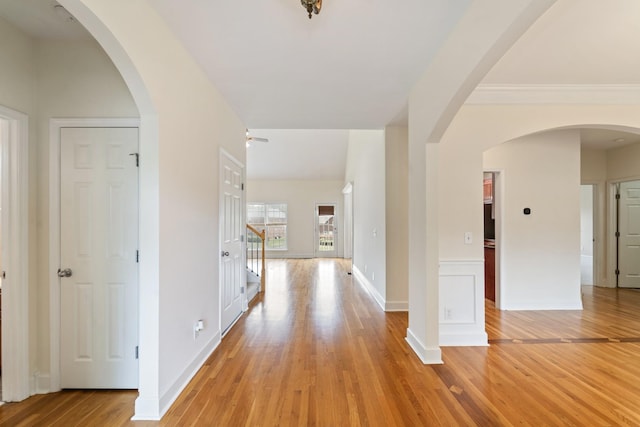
301;0;322;19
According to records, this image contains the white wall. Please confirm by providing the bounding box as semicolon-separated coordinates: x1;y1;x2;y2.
580;147;607;287
607;142;640;182
35;38;139;383
439;104;640;297
0;16;38;394
484;130;582;309
0;18;142;395
63;0;246;418
246;180;344;258
344;130;387;309
0;17;35;114
581;148;607;183
385;126;409;310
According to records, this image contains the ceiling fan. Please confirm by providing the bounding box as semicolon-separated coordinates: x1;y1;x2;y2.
246;129;269;147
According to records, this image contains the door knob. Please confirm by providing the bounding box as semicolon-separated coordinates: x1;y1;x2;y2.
57;268;73;278
221;251;230;257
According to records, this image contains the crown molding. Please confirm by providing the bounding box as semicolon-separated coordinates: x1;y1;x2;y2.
466;84;640;105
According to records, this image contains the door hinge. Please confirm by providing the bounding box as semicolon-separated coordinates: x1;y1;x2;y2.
129;153;139;167
241;286;245;294
615;231;621;238
135;345;139;359
1;271;5;279
136;250;139;263
241;183;244;190
616;193;621;200
240;235;244;242
615;269;620;276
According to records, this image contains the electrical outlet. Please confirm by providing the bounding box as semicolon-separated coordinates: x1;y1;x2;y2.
194;319;205;340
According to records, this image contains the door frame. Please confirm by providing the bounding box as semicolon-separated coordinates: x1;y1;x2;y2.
483;169;503;309
608;177;640;288
49;118;140;391
218;148;246;332
0;105;29;402
314;202;338;258
342;183;353;259
579;183;599;286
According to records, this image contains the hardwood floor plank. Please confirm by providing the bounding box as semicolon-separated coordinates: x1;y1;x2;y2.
3;260;640;426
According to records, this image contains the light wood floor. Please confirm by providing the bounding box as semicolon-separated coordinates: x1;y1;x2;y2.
2;258;640;426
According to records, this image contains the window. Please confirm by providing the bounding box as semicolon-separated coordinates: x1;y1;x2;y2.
247;203;287;250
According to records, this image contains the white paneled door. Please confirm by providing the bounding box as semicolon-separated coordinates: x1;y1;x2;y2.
619;180;640;288
60;127;139;388
220;152;244;334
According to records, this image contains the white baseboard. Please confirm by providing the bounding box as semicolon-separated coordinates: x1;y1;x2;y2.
385;300;408;312
134;331;221;421
405;328;442;364
439;332;489;347
132;397;161;421
351;265;408;312
352;265;385;310
33;373;50;395
501;301;583;311
264;253;314;259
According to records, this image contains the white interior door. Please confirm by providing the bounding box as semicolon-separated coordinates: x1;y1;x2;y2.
60;127;139;388
220;152;244;334
618;180;640;288
315;204;337;258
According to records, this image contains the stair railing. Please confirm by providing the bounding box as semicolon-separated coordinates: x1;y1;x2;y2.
246;224;266;291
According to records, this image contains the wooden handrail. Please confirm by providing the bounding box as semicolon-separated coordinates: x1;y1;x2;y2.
246;224;266;291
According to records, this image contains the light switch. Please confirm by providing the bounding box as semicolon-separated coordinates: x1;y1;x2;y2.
464;232;473;245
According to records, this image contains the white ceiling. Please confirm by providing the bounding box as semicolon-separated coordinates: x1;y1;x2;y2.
580;129;640;151
246;129;348;180
0;0;90;40
149;0;472;129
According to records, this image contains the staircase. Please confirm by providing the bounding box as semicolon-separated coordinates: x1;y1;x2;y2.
246;224;266;302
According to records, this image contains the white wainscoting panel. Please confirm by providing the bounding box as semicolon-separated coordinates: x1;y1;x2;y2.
439;260;488;346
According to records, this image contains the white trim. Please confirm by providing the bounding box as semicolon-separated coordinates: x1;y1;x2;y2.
314;202;338;258
606;176;640;289
342;181;353;260
219;148;247;324
133;332;221;421
49;118;140;392
467;84;640;105
158;333;220;420
265;253;314;259
384;301;408;312
439;260;488;347
405;328;442;364
0;105;30;402
502;302;584;311
352;265;385;311
352;265;407;312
